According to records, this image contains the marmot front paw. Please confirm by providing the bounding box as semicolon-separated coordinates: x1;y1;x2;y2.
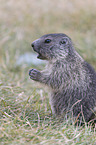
29;69;41;81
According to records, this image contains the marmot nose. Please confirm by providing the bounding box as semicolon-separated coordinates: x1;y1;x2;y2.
31;43;34;48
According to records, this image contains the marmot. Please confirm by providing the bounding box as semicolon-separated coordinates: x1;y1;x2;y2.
29;33;96;122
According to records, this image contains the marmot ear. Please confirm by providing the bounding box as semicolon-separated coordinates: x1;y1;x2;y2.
59;37;69;45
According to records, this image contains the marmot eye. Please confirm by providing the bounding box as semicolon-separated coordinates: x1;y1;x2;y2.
45;39;51;43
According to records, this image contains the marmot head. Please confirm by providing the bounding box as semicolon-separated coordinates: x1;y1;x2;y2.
31;33;74;60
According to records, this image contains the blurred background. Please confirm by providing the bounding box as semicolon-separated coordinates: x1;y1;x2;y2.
0;1;96;143
0;0;96;68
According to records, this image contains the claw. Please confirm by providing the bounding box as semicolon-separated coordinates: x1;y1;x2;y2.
29;69;33;76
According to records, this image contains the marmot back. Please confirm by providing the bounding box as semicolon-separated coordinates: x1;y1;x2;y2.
29;33;96;122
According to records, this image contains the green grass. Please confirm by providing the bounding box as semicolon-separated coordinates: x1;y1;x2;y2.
0;0;96;144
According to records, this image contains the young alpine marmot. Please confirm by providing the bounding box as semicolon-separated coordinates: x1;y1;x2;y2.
29;33;96;122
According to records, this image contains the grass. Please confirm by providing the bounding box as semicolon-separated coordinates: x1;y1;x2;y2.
0;0;96;144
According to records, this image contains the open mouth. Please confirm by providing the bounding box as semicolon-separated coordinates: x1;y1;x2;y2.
33;47;46;60
37;53;46;60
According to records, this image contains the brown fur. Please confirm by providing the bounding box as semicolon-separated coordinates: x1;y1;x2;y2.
29;33;96;122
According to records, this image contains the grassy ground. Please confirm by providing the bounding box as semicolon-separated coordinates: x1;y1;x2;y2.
0;0;96;144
